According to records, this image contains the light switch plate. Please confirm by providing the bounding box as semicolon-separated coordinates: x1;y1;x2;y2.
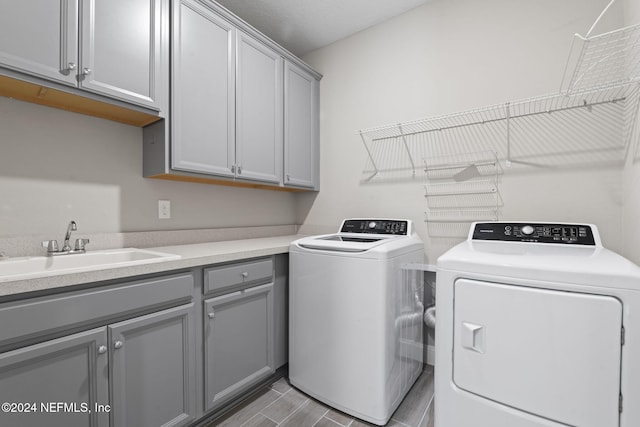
158;200;171;219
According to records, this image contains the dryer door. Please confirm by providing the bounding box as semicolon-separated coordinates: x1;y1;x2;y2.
453;279;622;427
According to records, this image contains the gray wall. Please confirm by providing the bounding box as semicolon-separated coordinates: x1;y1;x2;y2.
299;0;627;262
0;97;297;239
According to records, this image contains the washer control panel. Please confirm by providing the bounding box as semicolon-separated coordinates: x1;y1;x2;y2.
472;222;596;245
340;219;409;235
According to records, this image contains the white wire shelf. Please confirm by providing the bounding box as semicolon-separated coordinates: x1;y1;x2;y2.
423;151;502;224
424;208;498;223
358;0;640;183
425;180;497;197
560;0;640;93
360;84;632;143
358;83;637;182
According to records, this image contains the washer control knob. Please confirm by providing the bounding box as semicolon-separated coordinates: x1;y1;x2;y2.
521;225;535;235
368;221;377;229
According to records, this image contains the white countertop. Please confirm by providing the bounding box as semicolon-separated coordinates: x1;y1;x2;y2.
0;235;300;300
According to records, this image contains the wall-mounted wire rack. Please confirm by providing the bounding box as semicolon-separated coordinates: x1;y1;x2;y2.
560;0;640;93
359;83;637;182
423;151;502;237
356;0;640;232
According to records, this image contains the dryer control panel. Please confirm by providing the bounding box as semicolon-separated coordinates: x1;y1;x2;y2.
340;219;410;235
472;222;596;245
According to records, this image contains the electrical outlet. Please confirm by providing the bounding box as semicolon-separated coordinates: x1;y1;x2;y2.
158;200;171;219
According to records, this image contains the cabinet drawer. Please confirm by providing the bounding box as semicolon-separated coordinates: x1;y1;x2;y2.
0;273;193;347
204;258;273;294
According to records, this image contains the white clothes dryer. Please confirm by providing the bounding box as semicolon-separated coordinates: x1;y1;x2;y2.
289;219;425;425
435;222;640;427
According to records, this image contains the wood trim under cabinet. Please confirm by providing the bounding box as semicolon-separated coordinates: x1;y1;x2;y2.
0;75;162;127
147;173;311;192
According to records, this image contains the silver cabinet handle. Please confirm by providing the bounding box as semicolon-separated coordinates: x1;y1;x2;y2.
60;62;77;75
241;271;249;279
113;340;123;350
231;165;236;174
286;174;291;182
98;345;107;354
82;67;91;75
208;311;215;319
237;165;242;175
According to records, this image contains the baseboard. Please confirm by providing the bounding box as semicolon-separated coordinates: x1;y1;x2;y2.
426;344;435;366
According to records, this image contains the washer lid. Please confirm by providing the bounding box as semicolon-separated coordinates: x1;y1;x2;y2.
296;234;401;253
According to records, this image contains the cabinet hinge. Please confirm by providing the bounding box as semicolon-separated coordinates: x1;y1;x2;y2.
621;326;625;346
619;393;623;413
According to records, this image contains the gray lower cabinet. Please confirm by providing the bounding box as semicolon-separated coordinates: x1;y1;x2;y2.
204;282;274;411
0;303;195;427
109;303;196;427
0;327;109;427
0;272;195;427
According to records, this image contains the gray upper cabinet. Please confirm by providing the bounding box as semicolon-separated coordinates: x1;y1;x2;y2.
235;32;283;184
79;0;165;109
0;0;166;110
284;60;320;189
171;1;283;184
0;0;78;86
171;0;235;176
145;0;320;190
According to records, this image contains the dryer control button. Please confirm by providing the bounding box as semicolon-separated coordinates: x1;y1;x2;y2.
521;225;535;235
368;221;377;229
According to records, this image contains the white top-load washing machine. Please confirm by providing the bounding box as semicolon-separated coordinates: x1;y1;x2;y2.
435;222;640;427
289;219;425;425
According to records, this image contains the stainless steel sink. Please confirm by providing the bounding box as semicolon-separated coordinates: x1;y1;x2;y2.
0;248;181;282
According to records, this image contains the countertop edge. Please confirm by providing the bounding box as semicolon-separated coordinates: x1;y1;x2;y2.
0;235;300;300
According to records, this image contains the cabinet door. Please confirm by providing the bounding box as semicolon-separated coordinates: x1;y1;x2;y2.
0;0;78;85
109;304;195;427
284;61;319;189
0;328;109;427
171;0;235;177
204;283;274;410
79;0;165;109
235;32;283;184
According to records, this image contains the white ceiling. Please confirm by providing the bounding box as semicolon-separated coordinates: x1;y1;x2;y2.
215;0;433;56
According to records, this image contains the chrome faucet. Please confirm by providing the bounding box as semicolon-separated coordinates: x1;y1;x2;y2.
62;220;77;252
42;220;90;256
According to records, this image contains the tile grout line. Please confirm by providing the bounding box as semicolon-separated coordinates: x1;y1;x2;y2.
324;412;353;427
389;418;412;427
253;388;293;426
310;408;331;427
238;412;269;427
232;388;286;427
416;394;435;427
261;387;292;413
274;396;311;426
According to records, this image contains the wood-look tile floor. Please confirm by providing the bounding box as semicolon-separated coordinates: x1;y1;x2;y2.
210;365;434;427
